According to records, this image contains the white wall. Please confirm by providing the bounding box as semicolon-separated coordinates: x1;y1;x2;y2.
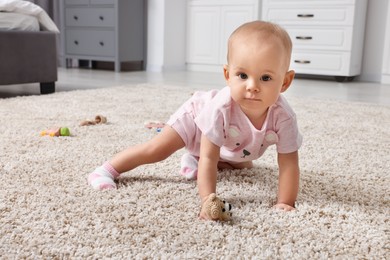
146;0;165;71
163;0;187;71
146;0;186;72
358;0;389;82
381;1;390;84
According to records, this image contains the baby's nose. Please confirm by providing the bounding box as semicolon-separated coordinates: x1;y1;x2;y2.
247;80;260;92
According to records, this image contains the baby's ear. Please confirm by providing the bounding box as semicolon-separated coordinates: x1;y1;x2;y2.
223;65;230;81
281;70;295;92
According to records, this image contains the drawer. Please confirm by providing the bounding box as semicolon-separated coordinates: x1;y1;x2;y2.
64;0;89;5
64;0;115;5
262;0;355;6
188;0;258;6
65;8;115;27
90;0;115;5
290;51;350;75
264;6;355;26
287;27;352;51
65;29;115;57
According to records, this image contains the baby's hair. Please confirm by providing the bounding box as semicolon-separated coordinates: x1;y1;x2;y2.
227;20;292;64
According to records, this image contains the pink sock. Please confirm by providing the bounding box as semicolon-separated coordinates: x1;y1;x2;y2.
88;162;120;190
180;153;198;180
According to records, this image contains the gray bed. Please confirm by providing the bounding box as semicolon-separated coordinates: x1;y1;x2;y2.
0;30;58;94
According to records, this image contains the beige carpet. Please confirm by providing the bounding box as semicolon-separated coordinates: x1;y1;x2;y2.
0;84;389;259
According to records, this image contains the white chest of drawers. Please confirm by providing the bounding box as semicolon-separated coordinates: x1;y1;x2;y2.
61;0;144;72
262;0;368;82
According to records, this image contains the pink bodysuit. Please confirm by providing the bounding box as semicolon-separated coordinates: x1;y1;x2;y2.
167;86;302;163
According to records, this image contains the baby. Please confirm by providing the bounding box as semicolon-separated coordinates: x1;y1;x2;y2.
88;20;302;219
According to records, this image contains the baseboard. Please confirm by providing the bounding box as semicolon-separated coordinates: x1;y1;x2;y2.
146;64;187;72
381;74;390;85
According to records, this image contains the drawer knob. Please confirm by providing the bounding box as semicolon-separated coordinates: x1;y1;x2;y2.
296;36;313;40
99;15;104;21
294;60;311;64
74;40;79;45
73;15;78;21
297;14;314;18
99;41;104;46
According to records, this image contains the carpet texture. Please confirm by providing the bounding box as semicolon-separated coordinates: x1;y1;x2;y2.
0;84;389;259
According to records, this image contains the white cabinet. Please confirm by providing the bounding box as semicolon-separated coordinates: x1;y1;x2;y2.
61;0;144;72
262;0;367;82
186;0;260;72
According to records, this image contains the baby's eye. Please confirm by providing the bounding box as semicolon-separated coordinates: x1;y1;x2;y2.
238;73;248;80
261;75;272;81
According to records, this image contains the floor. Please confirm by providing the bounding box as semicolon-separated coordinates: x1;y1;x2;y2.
1;68;390;105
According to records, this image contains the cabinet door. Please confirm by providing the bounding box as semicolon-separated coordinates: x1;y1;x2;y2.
186;6;220;64
219;6;257;64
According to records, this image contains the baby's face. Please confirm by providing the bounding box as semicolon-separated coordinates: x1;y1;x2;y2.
224;36;292;118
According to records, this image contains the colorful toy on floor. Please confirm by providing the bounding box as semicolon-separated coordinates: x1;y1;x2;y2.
40;127;70;137
144;121;165;132
80;115;107;126
201;193;232;221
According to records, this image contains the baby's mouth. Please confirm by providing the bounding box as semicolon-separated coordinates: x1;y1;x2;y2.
245;97;262;102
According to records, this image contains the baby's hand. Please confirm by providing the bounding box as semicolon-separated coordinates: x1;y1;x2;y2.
273;203;295;211
199;203;213;220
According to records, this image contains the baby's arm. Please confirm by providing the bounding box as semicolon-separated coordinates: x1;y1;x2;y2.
197;134;220;220
275;151;300;211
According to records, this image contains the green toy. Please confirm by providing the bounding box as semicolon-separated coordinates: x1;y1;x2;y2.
40;127;70;137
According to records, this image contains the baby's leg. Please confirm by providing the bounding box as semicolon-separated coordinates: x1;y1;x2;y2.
179;158;253;180
88;126;185;190
217;161;253;170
